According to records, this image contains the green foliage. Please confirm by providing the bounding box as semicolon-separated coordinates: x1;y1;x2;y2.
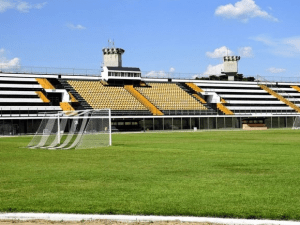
1;130;300;220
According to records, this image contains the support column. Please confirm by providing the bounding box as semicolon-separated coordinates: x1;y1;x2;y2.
271;117;272;129
153;118;155;131
208;117;209;130
181;117;182;130
285;117;287;128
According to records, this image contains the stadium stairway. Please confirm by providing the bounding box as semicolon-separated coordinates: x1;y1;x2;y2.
179;83;207;103
36;78;55;89
68;92;78;103
38;78;84;111
58;79;93;110
60;102;75;111
291;85;300;93
259;84;300;113
216;103;234;115
185;82;205;93
177;83;216;114
35;91;50;103
192;94;206;104
124;85;164;116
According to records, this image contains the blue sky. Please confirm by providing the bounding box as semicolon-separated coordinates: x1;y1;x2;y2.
1;0;300;79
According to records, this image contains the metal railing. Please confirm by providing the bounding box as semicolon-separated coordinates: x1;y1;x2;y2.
0;65;101;76
256;75;300;83
2;65;300;82
142;72;300;83
141;71;201;80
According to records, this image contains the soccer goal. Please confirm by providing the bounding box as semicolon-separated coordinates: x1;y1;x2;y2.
27;109;111;149
292;116;300;129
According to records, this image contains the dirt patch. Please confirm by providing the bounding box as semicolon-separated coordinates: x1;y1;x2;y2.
0;220;222;225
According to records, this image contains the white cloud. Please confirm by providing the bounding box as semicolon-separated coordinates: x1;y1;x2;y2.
16;1;30;12
192;74;202;79
206;46;233;58
67;23;87;30
204;63;224;75
0;0;13;12
238;46;254;58
0;48;20;69
144;70;168;78
17;1;47;12
284;37;300;52
0;0;46;13
169;67;175;73
266;67;286;74
251;35;276;46
34;2;47;9
252;35;300;57
215;0;278;22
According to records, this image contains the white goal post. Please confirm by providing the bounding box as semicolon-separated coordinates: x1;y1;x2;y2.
292;116;300;129
27;109;112;149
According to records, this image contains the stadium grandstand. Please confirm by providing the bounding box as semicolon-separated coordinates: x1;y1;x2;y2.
0;46;300;135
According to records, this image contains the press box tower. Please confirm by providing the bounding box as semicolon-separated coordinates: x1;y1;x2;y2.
223;56;240;81
102;47;125;67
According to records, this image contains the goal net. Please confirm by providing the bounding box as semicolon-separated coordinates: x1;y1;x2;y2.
27;109;111;149
292;116;300;129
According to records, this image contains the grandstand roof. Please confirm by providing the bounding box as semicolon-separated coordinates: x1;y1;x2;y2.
106;67;140;72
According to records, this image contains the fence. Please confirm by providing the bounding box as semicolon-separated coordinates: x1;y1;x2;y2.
0;65;101;76
1;66;300;82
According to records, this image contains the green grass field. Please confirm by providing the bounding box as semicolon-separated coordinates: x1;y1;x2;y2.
1;129;300;220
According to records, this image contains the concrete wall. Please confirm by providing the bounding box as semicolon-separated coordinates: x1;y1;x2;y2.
102;48;124;67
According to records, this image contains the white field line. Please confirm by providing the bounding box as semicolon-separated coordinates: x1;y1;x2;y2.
0;213;300;225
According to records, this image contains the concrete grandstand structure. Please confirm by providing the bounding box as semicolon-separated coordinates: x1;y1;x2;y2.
0;46;300;135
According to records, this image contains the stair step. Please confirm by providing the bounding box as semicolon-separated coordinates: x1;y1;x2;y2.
57;79;92;110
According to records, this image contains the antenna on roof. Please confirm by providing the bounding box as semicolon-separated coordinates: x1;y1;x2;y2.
108;39;115;48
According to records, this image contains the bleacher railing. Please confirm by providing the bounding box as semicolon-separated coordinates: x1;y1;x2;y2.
2;66;300;82
141;72;300;82
256;75;300;83
0;65;101;76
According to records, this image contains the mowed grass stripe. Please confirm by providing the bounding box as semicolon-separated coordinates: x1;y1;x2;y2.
0;130;300;220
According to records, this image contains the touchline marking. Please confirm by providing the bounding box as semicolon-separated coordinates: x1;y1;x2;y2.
0;213;300;225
